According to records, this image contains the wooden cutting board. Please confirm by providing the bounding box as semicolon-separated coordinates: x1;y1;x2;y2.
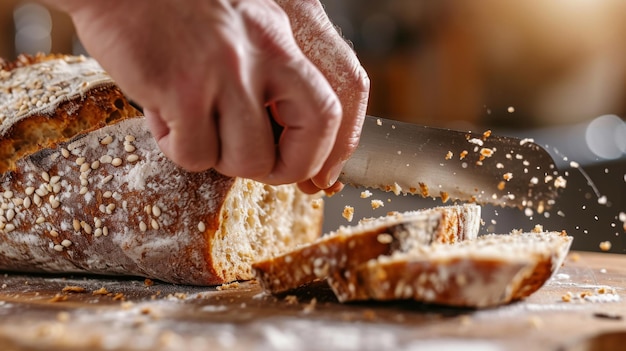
1;251;625;351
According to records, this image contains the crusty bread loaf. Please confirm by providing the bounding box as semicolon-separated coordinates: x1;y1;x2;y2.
0;54;142;175
0;55;323;285
340;231;573;307
252;204;481;294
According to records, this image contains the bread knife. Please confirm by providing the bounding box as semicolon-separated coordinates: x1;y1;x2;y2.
338;115;563;211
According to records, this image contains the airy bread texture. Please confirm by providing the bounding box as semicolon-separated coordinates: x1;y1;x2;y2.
0;54;142;175
0;55;323;285
252;204;481;295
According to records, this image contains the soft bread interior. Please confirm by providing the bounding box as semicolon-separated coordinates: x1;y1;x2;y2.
213;180;322;282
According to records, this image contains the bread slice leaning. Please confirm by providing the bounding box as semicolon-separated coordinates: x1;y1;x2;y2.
338;231;573;307
252;204;481;295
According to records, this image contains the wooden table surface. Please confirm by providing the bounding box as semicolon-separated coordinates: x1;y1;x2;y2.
1;251;625;351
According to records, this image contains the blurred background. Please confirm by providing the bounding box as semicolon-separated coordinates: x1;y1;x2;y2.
1;0;624;252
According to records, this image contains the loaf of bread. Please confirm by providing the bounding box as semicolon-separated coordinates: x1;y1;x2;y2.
0;55;323;285
341;231;573;307
252;204;481;294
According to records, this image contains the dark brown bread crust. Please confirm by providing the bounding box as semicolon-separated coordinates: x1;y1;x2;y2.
0;54;142;174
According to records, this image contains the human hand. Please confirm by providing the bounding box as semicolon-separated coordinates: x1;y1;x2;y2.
275;0;370;194
43;0;368;193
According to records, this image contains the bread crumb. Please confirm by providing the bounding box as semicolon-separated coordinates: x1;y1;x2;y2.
61;286;87;293
599;241;612;251
503;172;513;181
445;151;453;160
48;294;68;303
569;253;581;262
561;292;572;302
144;278;154;287
303;297;317;314
531;224;544;233
342;206;354;222
371;199;384;209
459;150;468;160
440;191;450;203
217;281;240;291
112;292;125;301
311;198;323;209
497;181;506;191
92;287;109;296
284;295;298;305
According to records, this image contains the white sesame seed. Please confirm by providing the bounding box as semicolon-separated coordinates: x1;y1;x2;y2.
101;175;113;185
36;217;45;224
53;244;64;252
79;187;88;195
72;219;80;232
49;175;61;185
151;219;159;230
103;226;109;236
11;198;23;207
61;148;70;158
41;171;50;182
125;135;135;142
139;221;147;232
3;190;13;199
111;158;123;167
25;187;35;196
91;161;100;170
124;144;136;153
198;221;206;232
52;183;61;194
79;163;90;172
99;155;113;164
103;191;113;198
76;157;86;166
49;230;59;237
33;194;42;206
99;204;106;213
50;199;60;209
94;228;103;237
100;135;113;145
23;196;31;209
152;205;161;217
94;218;102;228
126;154;139;163
80;178;88;186
5;209;14;221
106;203;116;214
81;221;92;235
61;239;72;247
4;223;15;233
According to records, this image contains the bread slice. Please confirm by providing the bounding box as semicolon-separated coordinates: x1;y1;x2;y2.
252;204;481;294
0;55;323;285
337;231;573;307
0;54;142;175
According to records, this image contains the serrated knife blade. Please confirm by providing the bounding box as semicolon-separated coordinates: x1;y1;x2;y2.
338;115;563;210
